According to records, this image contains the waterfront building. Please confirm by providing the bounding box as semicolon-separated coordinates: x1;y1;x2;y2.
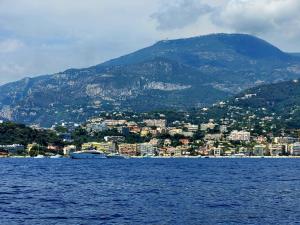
213;148;223;156
166;147;177;156
290;142;300;156
138;143;157;156
238;147;250;155
224;149;235;156
269;144;284;156
63;145;77;155
118;144;138;156
198;147;210;156
157;147;181;157
177;145;190;155
253;144;267;156
158;147;167;156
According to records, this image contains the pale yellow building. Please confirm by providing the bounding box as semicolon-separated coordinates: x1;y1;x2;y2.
82;142;116;153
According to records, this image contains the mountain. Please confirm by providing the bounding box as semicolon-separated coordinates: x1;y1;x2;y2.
209;79;300;129
1;33;300;126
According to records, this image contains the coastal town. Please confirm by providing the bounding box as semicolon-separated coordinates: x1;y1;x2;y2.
1;110;300;158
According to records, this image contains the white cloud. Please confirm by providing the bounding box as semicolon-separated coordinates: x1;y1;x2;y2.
152;0;212;30
152;0;300;51
216;0;300;37
0;39;24;53
0;0;299;84
0;0;161;84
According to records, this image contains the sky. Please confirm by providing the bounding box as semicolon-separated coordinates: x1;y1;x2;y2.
0;0;300;84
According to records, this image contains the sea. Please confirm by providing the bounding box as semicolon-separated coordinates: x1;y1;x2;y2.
0;158;299;225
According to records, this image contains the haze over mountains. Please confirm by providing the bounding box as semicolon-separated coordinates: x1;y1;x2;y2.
1;33;300;126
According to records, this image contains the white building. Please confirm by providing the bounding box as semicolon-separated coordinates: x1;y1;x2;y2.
200;122;216;131
253;144;267;156
228;130;250;141
63;145;77;155
213;148;223;156
290;143;300;156
104;120;127;127
138;143;157;156
269;144;284;156
143;119;166;129
104;136;125;142
184;123;199;132
86;122;108;133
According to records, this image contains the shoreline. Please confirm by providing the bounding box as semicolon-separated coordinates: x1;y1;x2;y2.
1;155;300;159
131;155;300;159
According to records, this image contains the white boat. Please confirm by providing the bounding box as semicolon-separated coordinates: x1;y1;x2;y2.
232;153;246;158
70;150;106;159
10;155;27;158
34;154;46;158
106;153;127;159
50;154;63;158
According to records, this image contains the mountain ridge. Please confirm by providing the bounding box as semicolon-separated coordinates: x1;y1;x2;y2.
208;78;300;129
1;33;300;126
100;33;292;68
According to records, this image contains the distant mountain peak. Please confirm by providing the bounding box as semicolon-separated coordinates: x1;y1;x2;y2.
0;33;300;126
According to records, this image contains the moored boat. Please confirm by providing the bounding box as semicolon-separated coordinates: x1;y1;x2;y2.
232;153;246;158
34;154;46;158
106;153;127;159
70;150;106;159
50;154;63;158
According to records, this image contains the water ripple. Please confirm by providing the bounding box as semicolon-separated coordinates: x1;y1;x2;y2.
0;158;299;224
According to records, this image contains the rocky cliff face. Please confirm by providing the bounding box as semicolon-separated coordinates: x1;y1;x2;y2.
0;33;300;126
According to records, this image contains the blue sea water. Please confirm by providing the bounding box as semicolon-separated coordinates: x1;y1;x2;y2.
0;158;299;225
